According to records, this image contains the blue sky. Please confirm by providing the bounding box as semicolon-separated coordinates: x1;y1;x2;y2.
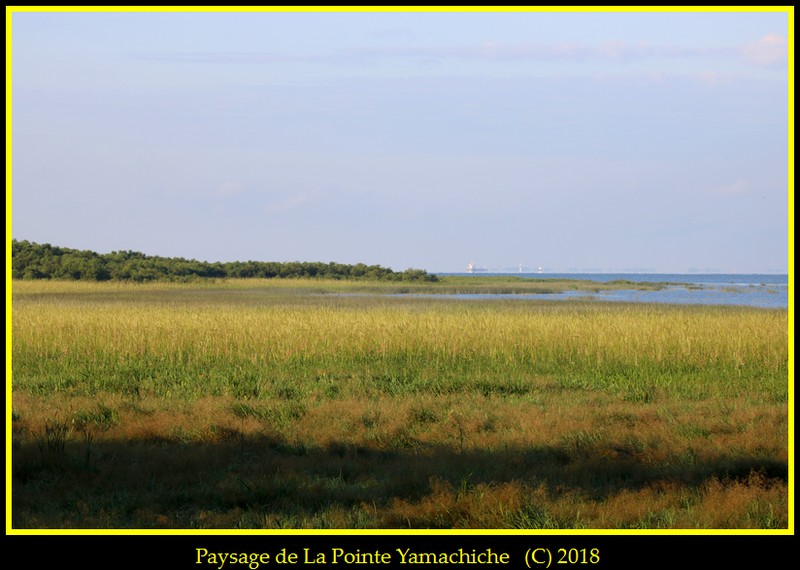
9;8;791;273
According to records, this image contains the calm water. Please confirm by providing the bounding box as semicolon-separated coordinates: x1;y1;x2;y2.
427;273;790;309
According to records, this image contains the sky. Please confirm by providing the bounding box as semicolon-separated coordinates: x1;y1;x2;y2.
9;8;791;273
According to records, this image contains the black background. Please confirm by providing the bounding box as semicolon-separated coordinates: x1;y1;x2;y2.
2;532;793;568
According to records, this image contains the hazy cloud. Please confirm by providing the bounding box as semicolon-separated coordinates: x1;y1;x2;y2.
349;41;727;63
131;51;319;64
263;193;309;214
131;40;738;67
711;179;749;195
741;33;788;67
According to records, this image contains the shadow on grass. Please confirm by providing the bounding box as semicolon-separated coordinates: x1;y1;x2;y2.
11;431;788;529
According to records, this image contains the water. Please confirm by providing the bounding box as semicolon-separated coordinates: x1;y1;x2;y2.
427;273;790;309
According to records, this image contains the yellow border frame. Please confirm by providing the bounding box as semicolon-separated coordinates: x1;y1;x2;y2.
5;5;794;539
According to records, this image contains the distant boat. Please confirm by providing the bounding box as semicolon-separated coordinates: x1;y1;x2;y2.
467;262;488;273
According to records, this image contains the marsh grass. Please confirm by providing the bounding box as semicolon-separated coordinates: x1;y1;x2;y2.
10;279;789;529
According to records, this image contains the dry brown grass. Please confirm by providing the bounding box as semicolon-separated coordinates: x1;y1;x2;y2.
12;388;788;530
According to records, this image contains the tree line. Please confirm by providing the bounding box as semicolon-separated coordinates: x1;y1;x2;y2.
11;240;439;283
